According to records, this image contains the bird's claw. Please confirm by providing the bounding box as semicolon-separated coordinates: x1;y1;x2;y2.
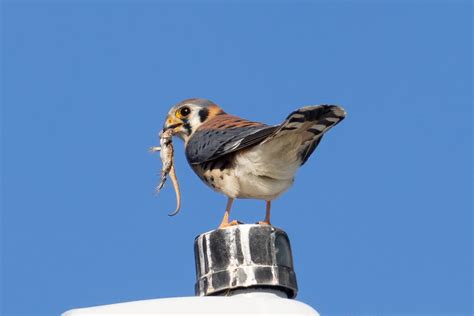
219;220;241;229
256;221;271;226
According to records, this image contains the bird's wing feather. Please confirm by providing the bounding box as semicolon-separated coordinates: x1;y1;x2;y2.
186;114;278;164
186;106;345;165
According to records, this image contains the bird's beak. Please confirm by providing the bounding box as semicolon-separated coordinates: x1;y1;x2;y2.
163;116;183;133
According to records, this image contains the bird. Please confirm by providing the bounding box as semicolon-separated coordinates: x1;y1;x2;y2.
162;98;346;229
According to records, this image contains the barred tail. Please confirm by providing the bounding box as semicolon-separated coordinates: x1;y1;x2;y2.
264;105;346;165
280;105;346;134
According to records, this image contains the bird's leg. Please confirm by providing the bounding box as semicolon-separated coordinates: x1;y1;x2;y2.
219;198;239;229
257;201;272;226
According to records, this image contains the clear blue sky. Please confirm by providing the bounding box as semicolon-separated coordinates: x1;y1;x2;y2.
1;1;472;315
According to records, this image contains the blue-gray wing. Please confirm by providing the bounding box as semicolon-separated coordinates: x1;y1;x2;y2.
185;115;278;164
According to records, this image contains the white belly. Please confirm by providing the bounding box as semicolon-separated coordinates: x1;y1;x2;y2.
232;134;302;200
233;171;295;200
193;162;294;200
193;134;304;200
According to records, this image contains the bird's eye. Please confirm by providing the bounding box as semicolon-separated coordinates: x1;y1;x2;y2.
177;106;191;118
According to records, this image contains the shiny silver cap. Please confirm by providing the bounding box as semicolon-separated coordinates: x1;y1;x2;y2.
194;224;298;298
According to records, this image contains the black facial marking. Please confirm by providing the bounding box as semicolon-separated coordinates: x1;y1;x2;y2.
182;119;192;136
198;108;209;123
183;123;192;136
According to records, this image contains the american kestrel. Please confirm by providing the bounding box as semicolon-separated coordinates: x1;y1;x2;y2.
162;98;346;228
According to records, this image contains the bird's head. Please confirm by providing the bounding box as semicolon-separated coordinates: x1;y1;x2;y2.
163;98;225;142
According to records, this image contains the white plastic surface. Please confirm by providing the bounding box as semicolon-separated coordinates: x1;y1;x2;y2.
62;292;319;316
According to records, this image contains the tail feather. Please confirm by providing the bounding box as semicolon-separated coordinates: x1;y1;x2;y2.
263;105;346;165
281;105;346;134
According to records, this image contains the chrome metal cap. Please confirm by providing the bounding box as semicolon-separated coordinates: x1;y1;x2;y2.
194;224;298;298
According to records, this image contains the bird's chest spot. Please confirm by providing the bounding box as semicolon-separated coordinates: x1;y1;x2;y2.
202;170;227;190
192;159;238;196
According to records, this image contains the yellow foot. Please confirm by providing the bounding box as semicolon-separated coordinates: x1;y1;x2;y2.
219;220;240;229
256;221;271;226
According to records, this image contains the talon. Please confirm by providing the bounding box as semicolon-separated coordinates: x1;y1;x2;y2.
257;221;271;226
219;220;241;229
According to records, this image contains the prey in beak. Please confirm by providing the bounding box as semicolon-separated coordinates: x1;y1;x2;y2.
151;98;224;218
150;128;181;217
